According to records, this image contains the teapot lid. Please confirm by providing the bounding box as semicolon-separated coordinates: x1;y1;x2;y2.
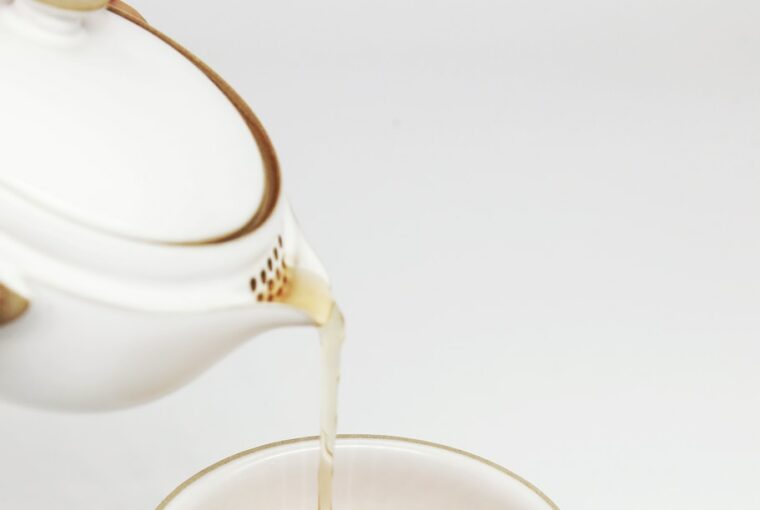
0;0;279;244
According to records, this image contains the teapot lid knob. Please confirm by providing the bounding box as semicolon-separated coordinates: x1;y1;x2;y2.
28;0;108;11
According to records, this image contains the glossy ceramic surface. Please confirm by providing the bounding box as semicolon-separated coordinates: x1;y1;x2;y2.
0;0;328;410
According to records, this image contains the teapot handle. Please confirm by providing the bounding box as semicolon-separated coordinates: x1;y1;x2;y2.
0;259;29;326
0;284;29;326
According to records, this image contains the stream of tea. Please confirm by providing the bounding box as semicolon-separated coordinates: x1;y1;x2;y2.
316;305;344;510
275;268;345;510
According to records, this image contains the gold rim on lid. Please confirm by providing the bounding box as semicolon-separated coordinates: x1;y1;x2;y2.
34;0;109;11
107;2;282;246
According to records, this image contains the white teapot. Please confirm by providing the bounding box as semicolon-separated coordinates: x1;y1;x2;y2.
0;0;329;410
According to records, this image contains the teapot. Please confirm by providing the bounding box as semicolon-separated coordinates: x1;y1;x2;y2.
0;0;329;410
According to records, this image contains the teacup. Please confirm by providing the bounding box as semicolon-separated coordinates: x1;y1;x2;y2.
157;435;559;510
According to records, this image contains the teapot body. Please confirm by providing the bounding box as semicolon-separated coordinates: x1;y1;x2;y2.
0;1;329;411
0;192;325;410
0;282;309;410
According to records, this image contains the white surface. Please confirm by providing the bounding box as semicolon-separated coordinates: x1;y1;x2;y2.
0;0;759;508
0;0;264;243
160;437;555;510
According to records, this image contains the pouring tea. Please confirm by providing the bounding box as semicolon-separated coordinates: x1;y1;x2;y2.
0;4;565;510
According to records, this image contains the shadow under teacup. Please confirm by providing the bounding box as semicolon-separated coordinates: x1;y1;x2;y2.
157;435;559;510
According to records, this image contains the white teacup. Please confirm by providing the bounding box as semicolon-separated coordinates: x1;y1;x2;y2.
157;435;559;510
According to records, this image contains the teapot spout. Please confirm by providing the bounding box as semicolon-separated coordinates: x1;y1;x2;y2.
281;202;330;285
276;203;336;325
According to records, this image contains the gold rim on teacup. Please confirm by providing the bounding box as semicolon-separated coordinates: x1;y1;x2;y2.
156;434;561;510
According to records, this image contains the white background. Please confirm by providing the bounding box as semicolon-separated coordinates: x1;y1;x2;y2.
1;0;759;508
